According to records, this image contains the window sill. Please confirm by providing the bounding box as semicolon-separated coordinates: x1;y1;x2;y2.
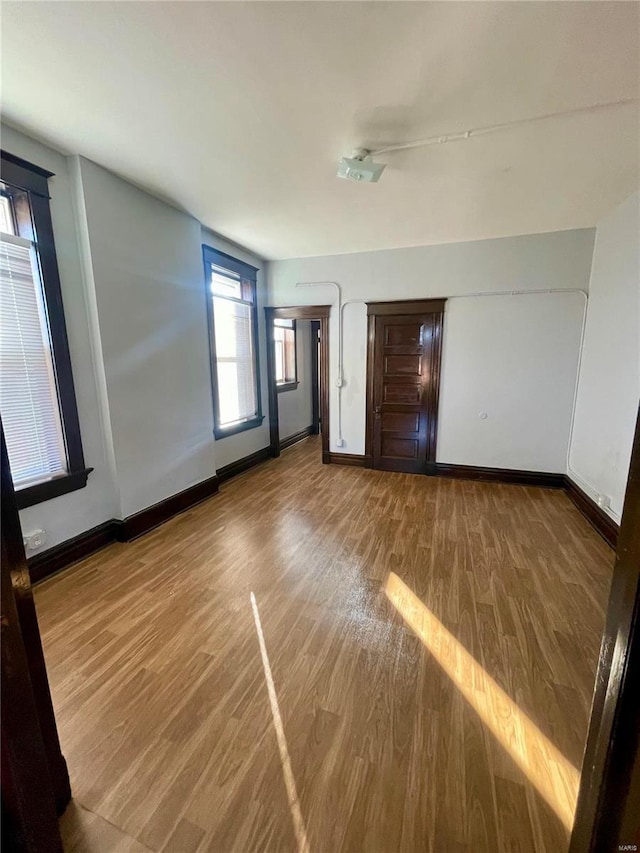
276;381;299;393
214;415;265;440
15;467;94;510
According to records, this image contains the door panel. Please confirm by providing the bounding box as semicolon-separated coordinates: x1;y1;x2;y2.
382;412;420;432
381;436;419;459
385;322;422;346
370;309;444;474
385;354;421;375
384;384;421;404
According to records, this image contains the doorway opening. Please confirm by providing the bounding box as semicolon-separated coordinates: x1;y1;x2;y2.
265;305;330;461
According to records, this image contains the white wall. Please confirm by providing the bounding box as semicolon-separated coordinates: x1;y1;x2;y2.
569;192;640;520
3;126;120;551
268;229;596;470
76;157;216;518
439;293;585;470
278;320;314;441
4;126;274;553
200;227;271;470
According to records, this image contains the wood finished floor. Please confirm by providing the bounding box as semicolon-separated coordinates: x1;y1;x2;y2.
34;436;614;853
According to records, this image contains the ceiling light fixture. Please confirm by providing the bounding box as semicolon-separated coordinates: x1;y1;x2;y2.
337;148;386;183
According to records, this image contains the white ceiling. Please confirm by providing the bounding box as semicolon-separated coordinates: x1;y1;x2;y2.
2;2;638;260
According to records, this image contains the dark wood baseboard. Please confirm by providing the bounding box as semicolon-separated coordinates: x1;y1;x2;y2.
324;452;372;467
28;455;619;585
564;476;619;548
29;446;284;582
417;462;617;546
279;426;315;451
28;521;117;584
433;463;566;489
216;446;274;485
29;474;222;581
114;474;220;543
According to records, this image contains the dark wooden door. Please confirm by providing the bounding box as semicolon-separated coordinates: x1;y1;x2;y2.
1;423;69;852
368;302;444;474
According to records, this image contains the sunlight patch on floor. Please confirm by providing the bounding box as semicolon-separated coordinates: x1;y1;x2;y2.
385;571;580;832
251;592;311;853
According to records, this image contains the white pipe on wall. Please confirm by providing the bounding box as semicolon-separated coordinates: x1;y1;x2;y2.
294;283;367;447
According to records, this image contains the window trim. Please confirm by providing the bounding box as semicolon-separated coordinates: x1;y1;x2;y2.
275;318;299;393
1;151;91;509
202;245;264;440
277;381;299;393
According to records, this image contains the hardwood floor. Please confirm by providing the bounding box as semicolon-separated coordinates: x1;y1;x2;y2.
34;436;614;852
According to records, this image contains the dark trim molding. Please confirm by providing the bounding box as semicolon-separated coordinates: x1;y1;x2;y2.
1;149;53;197
280;426;314;451
29;475;221;581
213;415;265;441
276;381;299;393
433;463;566;489
15;468;94;510
310;320;321;434
564;476;619;548
2;152;88;506
28;521;116;584
325;454;617;547
325;452;371;467
29;446;290;582
203;245;263;442
26;458;619;586
203;246;258;277
114;475;220;543
569;407;640;852
1;424;67;851
216;446;273;485
365;314;376;463
367;298;447;316
269;305;331;321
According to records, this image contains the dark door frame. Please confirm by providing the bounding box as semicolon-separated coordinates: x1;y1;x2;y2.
310;320;321;435
265;305;330;461
569;406;640;852
1;423;70;852
364;299;446;470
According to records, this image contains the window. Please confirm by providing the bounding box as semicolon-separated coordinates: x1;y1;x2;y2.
274;318;298;392
203;246;263;438
1;151;89;508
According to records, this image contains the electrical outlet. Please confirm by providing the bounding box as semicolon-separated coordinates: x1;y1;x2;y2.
336;438;344;447
596;494;611;510
24;529;46;551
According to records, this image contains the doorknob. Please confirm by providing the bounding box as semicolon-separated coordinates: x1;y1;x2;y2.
374;406;382;416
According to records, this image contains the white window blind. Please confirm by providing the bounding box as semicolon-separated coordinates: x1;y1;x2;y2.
211;267;258;428
0;232;67;487
0;196;14;233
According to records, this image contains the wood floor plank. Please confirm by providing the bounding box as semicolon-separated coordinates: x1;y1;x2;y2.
33;436;613;852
